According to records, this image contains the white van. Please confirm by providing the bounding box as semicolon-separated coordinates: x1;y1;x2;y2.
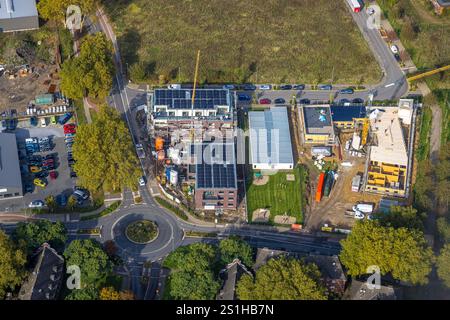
353;203;374;214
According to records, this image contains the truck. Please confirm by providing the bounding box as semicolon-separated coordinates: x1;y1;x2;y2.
347;0;362;13
311;146;332;157
35;94;54;106
352;203;374;214
323;171;335;197
315;172;325;202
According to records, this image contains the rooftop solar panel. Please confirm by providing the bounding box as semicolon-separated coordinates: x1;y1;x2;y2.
154;89;230;110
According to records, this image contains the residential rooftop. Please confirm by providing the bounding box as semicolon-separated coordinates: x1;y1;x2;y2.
302;106;334;135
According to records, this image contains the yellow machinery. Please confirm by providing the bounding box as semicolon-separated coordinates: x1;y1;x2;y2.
361;118;370;146
407;65;450;82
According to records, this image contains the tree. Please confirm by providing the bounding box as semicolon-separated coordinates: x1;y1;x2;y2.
65;287;99;300
129;62;147;82
437;217;450;243
103;240;118;258
64;239;112;287
72;106;141;192
13;220;67;254
45;195;57;213
37;0;97;27
236;256;327;300
67;195;78;211
340;221;434;285
375;206;426;230
402;17;418;41
99;286;121;300
0;231;27;299
219;236;253;267
60;33;115;100
437;244;450;288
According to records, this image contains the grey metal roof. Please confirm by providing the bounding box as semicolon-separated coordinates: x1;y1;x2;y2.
0;0;38;19
0;133;22;190
248;107;294;167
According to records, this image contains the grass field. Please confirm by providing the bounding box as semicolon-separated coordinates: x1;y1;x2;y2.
103;0;381;84
246;166;307;223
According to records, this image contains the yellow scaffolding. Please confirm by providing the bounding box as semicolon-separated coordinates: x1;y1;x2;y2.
407;65;450;82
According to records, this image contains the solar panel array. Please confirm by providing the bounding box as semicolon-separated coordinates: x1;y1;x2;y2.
154;89;229;109
194;143;237;189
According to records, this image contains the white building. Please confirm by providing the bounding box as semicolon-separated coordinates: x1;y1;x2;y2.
397;98;414;125
248;107;294;170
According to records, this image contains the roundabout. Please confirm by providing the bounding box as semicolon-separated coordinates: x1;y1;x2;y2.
125;220;159;244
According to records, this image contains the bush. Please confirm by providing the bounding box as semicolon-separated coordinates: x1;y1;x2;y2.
81;201;121;221
155;197;188;221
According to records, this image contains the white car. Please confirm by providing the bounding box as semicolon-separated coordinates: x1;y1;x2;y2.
139;176;146;186
390;45;399;54
40;118;47;127
258;84;272;90
29;200;45;208
167;84;181;90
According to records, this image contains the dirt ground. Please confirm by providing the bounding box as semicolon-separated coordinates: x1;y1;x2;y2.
0;63;60;114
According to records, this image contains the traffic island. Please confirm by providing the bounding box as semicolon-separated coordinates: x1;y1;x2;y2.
125;220;159;244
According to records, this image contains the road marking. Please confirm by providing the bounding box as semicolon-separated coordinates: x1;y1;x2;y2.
384;82;395;88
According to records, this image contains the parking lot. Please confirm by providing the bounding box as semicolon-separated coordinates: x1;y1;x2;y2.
0;118;77;212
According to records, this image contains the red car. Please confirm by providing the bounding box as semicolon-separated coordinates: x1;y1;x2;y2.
259;98;272;105
49;171;58;180
43;159;54;166
64;123;76;134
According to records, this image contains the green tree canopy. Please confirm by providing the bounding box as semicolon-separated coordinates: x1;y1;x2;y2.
437;217;450;243
0;231;27;299
72;105;141;192
60;33;115;100
13;220;67;254
65;286;99;300
64;239;112;287
37;0;97;27
218;236;253;267
375;206;426;230
437;244;450;288
236;256;327;300
340;221;434;285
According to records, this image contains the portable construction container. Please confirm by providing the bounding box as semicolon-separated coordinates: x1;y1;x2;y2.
315;172;326;202
35;94;54;106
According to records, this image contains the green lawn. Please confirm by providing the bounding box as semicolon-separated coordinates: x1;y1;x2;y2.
103;0;381;84
247;166;307;223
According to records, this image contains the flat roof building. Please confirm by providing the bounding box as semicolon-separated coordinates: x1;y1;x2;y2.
151;88;233;125
0;133;23;200
248;107;294;170
300;105;336;145
365;108;409;197
330;105;367;129
0;0;39;33
193;142;238;211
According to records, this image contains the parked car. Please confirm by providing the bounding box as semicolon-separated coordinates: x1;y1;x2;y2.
58;113;73;125
167;84;181;89
274;98;286;104
30;116;38;127
339;88;354;94
223;84;235;90
280;84;293;90
29;166;42;173
237;93;252;102
70;169;77;178
73;188;90;200
394;53;401;62
49;171;58;180
29;200;45;208
258;84;272;90
56;194;67;207
259;98;271;105
299;99;311;105
139;176;146;186
34;171;49;179
50;115;57;125
33;178;47;188
293;84;306;90
65;133;76;138
242;84;256;91
318;84;333;90
64;123;76;134
40;118;47;127
24;184;34;194
390;45;399;54
352;98;365;104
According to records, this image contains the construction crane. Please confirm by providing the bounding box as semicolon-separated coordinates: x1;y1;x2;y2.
407;65;450;82
361;118;370;146
190;50;201;143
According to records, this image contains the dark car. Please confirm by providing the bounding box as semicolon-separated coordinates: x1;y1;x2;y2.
299;99;311;105
274;98;286;104
318;84;333;90
30;116;38;127
352;98;365;104
56;194;67;207
242;84;256;91
280;85;293;90
394;53;401;62
237;93;252;102
58;113;73;125
339;88;354;94
24;184;34;194
293;84;306;90
34;171;48;179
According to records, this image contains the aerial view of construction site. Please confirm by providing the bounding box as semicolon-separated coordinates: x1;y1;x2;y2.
1;0;450;307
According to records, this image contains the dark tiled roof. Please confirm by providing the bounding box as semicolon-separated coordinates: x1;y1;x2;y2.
19;243;65;300
217;259;252;300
